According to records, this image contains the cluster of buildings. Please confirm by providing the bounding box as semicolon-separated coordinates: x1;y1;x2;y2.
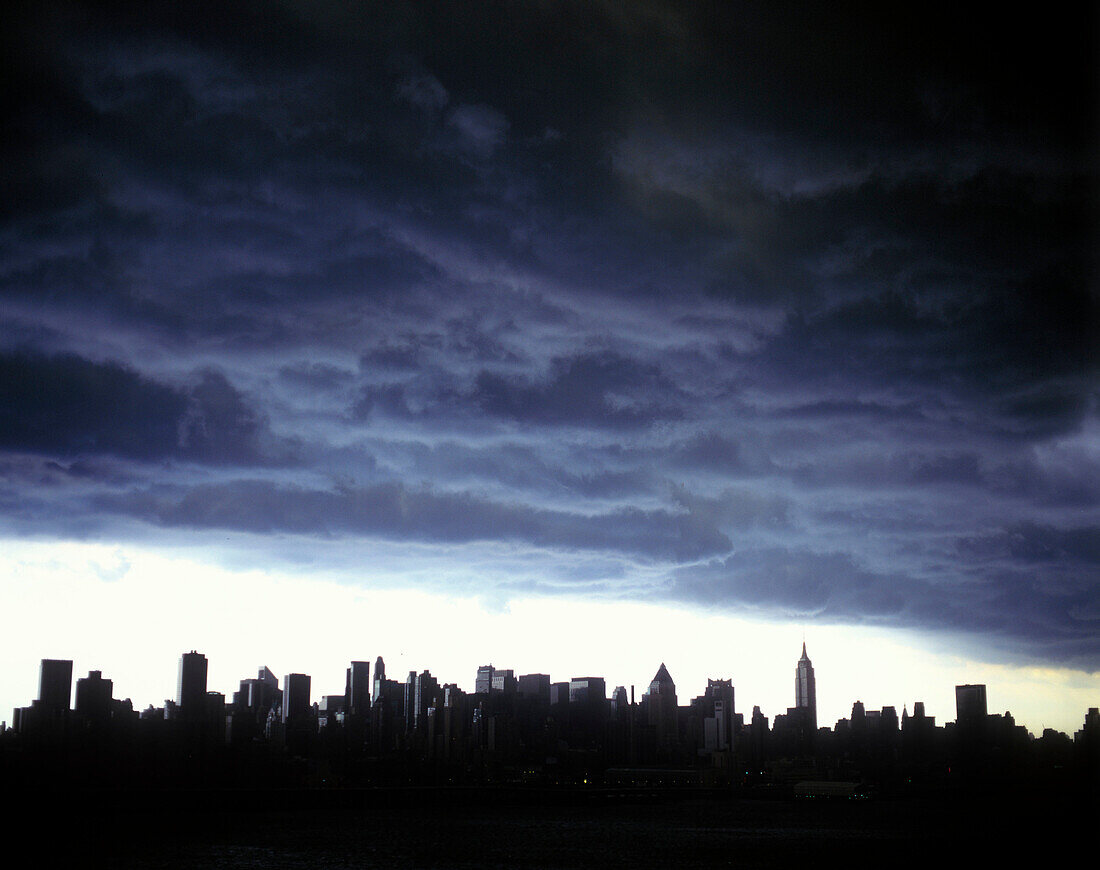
6;645;1099;791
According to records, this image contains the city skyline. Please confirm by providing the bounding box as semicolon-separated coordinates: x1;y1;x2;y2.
2;3;1097;744
8;655;1095;866
11;645;1039;744
10;641;1098;805
8;629;1094;740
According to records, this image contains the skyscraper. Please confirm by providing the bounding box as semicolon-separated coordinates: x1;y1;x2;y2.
702;678;735;752
475;664;494;695
491;668;517;694
517;673;551;703
38;658;73;711
346;660;370;718
795;642;817;730
414;669;439;732
955;684;987;727
568;676;609;749
646;663;676;701
372;656;386;705
568;676;607;705
282;673;311;726
75;670;113;722
280;672;312;755
610;685;629;717
404;671;417;732
643;664;677;755
237;666;279;721
177;651;208;719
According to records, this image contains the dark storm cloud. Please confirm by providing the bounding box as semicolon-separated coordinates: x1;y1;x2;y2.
473;351;684;429
96;478;731;563
670;549;909;618
278;362;356;392
670;432;744;472
361;438;657;505
672;543;1100;667
0;351;186;459
957;523;1100;568
0;351;274;464
1;1;1097;667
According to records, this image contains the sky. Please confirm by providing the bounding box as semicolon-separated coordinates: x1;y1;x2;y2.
2;2;1098;736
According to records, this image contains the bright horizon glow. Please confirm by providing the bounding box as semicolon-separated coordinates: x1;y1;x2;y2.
3;539;1096;738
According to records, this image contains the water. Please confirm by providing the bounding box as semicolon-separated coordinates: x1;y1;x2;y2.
37;787;1092;867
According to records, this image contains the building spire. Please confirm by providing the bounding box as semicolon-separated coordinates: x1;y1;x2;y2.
795;641;817;731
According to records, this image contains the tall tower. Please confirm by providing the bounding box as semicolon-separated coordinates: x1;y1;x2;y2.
795;642;817;730
644;663;677;755
704;678;735;752
372;656;386;704
955;684;987;727
282;673;311;725
414;670;439;732
475;664;494;694
177;651;208;719
38;659;73;711
404;670;417;732
347;660;370;717
75;670;113;721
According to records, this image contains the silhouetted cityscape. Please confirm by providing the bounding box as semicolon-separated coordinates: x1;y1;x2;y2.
5;645;1098;797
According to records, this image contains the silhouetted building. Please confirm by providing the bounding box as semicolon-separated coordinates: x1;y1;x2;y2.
568;676;608;751
475;665;495;695
901;701;936;740
346;660;371;718
413;670;440;732
517;673;551;703
701;678;735;753
743;705;769;771
371;672;404;753
568;677;606;705
955;684;987;726
241;666;279;713
906;700;935;727
953;684;989;768
75;670;113;722
232;666;280;741
282;673;311;725
491;669;517;694
1075;707;1100;775
177;652;208;721
440;683;470;762
610;685;629;718
1076;707;1100;744
38;659;73;712
644;663;678;758
404;671;417;733
206;691;226;727
318;694;345;729
795;642;816;730
550;681;570;706
372;656;386;704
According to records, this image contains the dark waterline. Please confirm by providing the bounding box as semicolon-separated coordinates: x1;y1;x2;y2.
21;786;1094;868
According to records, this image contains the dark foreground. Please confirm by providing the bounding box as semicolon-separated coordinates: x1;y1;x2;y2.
21;785;1095;867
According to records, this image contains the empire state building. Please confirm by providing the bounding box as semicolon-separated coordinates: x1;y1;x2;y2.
795;642;817;730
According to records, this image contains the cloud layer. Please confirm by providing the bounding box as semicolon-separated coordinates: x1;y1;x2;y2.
2;1;1097;668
